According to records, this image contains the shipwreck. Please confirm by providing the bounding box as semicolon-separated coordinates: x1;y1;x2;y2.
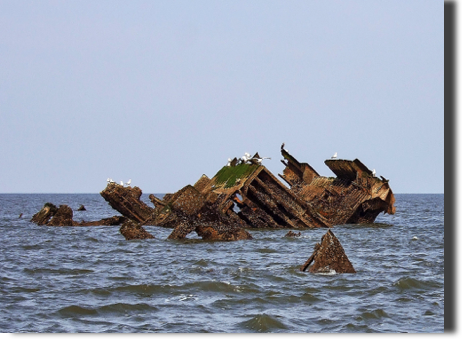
31;144;395;242
96;145;395;240
279;148;396;225
28;145;396;275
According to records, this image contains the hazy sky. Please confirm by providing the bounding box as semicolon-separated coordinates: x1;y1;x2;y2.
0;0;443;194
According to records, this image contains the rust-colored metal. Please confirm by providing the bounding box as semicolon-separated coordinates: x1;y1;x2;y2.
29;145;394;251
100;183;153;223
280;149;395;226
300;229;356;273
136;146;395;239
195;163;330;229
30;202;126;226
120;219;155;240
179;146;395;230
90;145;396;240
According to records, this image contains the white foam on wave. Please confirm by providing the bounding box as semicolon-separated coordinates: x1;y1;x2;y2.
316;268;337;275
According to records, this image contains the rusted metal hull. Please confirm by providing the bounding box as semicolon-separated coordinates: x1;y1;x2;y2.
100;184;154;223
279;149;395;226
185;148;395;229
95;145;396;240
195;164;330;229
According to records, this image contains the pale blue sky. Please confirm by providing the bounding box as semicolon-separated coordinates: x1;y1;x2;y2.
0;0;444;193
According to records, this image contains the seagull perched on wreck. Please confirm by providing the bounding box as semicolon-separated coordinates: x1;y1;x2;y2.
372;169;376;177
240;153;251;164
226;158;232;167
331;152;337;159
120;180;124;186
255;157;271;165
251;152;271;165
125;179;132;187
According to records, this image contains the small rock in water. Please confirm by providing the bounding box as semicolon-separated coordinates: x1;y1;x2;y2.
412;236;418;240
77;205;86;211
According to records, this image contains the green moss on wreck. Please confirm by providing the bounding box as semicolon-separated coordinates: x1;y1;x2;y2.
214;164;259;188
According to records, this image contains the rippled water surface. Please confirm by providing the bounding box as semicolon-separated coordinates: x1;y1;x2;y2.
0;194;444;333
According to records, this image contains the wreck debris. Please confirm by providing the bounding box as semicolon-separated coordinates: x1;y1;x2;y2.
32;204;84;226
167;184;206;215
78;205;86;211
143;185;205;229
300;229;356;273
149;185;252;241
193;174;211;193
76;216;127;226
47;205;75;226
149;194;166;209
285;231;301;237
195;223;252;241
107;145;395;241
167;200;252;241
31;144;395;244
30;202;127;227
136;161;330;239
120;219;155;240
279;148;395;225
31;203;58;225
194;162;330;229
100;183;153;223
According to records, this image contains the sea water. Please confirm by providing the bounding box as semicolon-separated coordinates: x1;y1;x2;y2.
0;194;444;333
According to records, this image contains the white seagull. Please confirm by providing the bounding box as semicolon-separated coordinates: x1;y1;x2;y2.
240;153;251;164
256;157;271;164
252;154;271;164
226;158;232;167
126;179;132;187
372;169;376;177
120;180;124;186
331;152;337;159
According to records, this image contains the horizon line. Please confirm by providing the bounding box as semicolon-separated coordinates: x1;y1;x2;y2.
0;192;445;195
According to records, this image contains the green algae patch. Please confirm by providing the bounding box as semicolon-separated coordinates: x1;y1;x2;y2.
213;164;259;188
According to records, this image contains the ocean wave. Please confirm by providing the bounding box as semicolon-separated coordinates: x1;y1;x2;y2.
393;277;440;291
236;313;289;332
